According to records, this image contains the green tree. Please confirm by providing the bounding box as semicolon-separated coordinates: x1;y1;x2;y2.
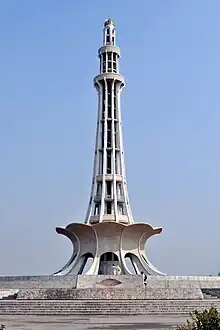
177;306;220;330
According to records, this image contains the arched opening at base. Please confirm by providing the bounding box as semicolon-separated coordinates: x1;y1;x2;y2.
124;253;141;275
78;253;94;275
100;252;119;262
98;252;120;275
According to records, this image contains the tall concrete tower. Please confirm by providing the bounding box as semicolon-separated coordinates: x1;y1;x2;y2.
54;19;165;276
85;18;133;226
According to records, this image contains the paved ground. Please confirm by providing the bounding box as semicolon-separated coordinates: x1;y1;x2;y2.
0;314;189;330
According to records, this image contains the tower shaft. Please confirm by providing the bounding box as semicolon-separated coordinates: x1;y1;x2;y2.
85;19;133;225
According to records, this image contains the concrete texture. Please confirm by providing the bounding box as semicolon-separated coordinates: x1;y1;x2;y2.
1;275;220;290
0;276;77;289
0;314;189;329
76;275;143;288
146;276;220;288
2;275;220;300
16;287;203;300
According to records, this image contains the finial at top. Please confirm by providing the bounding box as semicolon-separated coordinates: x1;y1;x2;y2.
103;18;116;46
104;18;115;27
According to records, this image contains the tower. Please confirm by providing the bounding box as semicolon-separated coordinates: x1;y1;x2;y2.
85;18;133;225
54;19;165;276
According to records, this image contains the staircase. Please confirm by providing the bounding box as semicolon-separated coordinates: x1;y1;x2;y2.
202;289;220;299
0;299;220;315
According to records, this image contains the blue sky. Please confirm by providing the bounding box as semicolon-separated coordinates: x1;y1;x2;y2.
0;0;220;276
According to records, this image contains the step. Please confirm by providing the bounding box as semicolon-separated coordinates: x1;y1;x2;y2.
0;299;219;316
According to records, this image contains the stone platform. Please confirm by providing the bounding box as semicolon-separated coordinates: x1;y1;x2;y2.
0;275;220;315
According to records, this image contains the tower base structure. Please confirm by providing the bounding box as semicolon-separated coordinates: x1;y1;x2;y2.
53;222;165;276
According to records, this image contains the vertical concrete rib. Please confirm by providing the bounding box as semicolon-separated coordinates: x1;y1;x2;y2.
85;18;133;225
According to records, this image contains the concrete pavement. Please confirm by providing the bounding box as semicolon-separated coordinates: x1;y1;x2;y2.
0;314;189;330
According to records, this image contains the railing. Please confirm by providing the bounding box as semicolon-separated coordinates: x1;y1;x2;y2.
94;194;124;202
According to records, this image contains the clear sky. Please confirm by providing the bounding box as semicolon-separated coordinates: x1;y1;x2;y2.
0;0;220;276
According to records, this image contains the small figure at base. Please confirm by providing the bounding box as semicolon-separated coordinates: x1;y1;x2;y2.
141;272;147;286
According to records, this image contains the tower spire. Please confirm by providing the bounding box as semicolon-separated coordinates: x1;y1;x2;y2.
103;18;116;46
85;19;133;225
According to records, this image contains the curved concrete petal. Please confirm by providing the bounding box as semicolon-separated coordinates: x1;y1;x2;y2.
53;223;99;275
139;230;166;275
53;227;79;276
121;223;165;275
53;222;165;275
121;223;159;254
94;222;125;258
65;223;97;257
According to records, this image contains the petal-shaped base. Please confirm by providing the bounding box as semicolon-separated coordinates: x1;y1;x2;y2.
53;222;165;276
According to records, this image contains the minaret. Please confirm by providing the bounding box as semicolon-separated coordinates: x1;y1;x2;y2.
54;19;165;276
85;18;133;225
